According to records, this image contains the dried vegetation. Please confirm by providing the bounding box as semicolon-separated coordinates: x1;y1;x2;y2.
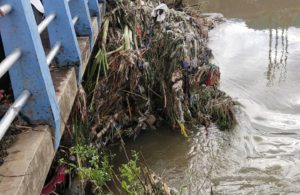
84;0;236;144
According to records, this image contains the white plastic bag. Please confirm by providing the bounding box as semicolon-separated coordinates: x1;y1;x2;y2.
151;4;168;22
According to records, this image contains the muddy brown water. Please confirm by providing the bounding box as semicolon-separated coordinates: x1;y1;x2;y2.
119;1;300;194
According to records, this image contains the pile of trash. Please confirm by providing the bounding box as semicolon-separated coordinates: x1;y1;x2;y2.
84;0;236;144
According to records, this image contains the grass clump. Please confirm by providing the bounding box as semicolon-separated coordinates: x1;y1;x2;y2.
60;144;112;194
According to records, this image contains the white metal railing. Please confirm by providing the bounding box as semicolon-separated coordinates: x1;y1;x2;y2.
72;16;79;25
0;49;21;78
37;12;63;66
0;4;31;141
0;4;12;17
46;41;61;65
38;13;56;34
0;90;30;140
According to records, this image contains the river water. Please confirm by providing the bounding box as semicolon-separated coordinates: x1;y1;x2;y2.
123;1;300;194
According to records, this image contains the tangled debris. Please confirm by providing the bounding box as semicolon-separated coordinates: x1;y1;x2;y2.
85;0;236;144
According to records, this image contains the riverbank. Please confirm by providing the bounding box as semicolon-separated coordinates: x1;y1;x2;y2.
42;0;237;194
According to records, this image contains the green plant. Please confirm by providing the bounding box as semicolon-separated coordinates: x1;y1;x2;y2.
61;144;112;191
119;152;144;195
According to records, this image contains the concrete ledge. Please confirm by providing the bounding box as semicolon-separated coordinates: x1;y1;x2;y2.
79;37;90;75
52;66;77;134
0;126;55;195
81;16;99;74
91;17;99;47
52;17;98;135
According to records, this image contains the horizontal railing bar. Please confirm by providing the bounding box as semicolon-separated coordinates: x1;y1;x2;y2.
0;49;22;78
0;4;12;17
38;13;56;34
0;90;30;140
46;42;61;65
72;16;79;25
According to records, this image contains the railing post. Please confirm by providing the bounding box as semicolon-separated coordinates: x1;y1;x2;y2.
99;0;107;16
68;0;94;47
87;0;101;30
0;0;61;148
43;0;82;68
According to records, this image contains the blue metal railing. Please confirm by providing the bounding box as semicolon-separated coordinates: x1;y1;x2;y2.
0;0;105;148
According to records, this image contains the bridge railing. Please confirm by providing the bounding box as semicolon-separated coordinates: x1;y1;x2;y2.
0;0;105;148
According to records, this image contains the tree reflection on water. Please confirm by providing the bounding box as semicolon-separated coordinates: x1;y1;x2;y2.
267;28;288;87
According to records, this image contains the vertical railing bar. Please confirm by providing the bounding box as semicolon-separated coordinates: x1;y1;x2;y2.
38;13;56;34
46;42;62;65
0;49;21;78
0;90;31;140
0;4;12;16
68;0;94;47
